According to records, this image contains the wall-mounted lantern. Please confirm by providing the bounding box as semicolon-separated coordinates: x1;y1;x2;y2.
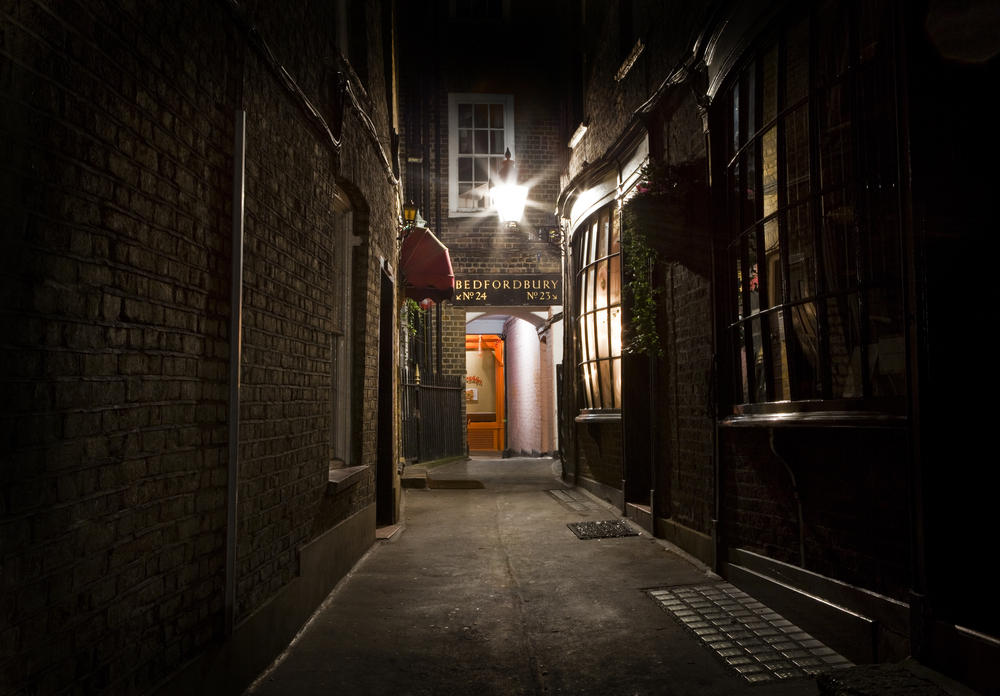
490;149;528;227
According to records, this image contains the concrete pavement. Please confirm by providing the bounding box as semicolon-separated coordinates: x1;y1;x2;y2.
243;457;826;696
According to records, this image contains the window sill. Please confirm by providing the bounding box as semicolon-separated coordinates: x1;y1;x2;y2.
327;463;369;495
575;409;622;423
722;398;907;428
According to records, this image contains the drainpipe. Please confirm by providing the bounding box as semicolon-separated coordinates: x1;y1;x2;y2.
225;109;246;635
769;427;805;568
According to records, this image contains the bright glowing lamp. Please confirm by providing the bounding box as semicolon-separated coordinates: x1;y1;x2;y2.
491;149;528;226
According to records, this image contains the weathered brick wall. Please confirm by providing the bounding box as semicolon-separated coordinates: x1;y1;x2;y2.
504;317;540;456
1;1;235;692
566;1;711;184
657;263;714;535
0;0;396;693
721;427;912;601
576;421;623;493
234;0;396;623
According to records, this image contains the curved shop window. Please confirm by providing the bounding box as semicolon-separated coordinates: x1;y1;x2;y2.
718;0;905;417
574;205;623;412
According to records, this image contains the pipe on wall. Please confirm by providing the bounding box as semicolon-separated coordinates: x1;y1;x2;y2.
225;109;246;635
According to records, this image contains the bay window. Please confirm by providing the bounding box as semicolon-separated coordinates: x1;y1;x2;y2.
721;0;905;416
574;205;622;412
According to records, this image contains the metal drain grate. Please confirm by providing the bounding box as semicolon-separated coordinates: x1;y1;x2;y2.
647;584;852;684
545;489;605;512
567;519;639;540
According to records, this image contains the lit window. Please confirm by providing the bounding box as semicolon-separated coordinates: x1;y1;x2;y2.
573;205;622;412
448;93;515;216
720;0;903;414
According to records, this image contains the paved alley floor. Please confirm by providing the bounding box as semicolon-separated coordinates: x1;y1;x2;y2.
244;457;828;696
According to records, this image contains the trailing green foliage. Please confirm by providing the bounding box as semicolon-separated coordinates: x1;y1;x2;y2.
621;206;663;357
403;298;421;337
620;160;679;357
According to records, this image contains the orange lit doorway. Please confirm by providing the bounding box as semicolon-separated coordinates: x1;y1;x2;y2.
465;334;504;453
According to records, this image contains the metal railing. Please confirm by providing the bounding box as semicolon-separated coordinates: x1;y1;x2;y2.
401;366;465;463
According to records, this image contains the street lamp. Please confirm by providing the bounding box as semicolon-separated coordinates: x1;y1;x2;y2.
398;200;419;242
490;148;528;227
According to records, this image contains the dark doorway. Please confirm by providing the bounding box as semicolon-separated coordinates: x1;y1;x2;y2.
376;268;396;525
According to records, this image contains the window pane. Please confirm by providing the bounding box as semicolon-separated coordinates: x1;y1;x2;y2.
475;130;488;154
589;220;600;263
610;306;622;358
730;166;742;237
459;129;472;154
767;310;790;401
458;158;472;181
598;209;609;258
747;231;760;315
581;363;594;409
474;103;488;128
764;218;781;308
819;82;852;190
816;0;850;86
458;104;473;128
735;325;750;403
787;202;815;301
612;357;622;407
598;359;612;409
746;60;757;137
762;42;778;125
609;253;621;306
732;77;740;156
585;267;596;312
859;0;891;62
733;243;745;319
597;309;609;359
490;131;504;155
827;293;862;398
821;189;855;292
743;149;756;225
490;103;504;128
761;126;778;218
474;157;488;183
578;315;590;361
789;301;821;399
867;287;906;396
785;105;810;205
595;259;608;309
751;316;764;401
786;16;810;106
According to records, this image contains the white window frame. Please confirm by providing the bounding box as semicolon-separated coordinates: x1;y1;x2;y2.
448;93;515;217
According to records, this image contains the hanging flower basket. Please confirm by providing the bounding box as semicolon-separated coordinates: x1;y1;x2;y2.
623;159;710;279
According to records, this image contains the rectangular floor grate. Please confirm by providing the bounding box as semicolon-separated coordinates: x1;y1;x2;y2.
567;519;639;540
545;488;606;513
647;583;852;684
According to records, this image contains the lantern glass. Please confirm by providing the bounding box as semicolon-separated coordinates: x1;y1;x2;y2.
403;202;418;223
492;184;528;224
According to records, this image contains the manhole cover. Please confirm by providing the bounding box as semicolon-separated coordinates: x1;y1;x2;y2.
567;519;639;540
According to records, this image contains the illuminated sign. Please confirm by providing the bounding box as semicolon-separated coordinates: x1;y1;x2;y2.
451;274;561;306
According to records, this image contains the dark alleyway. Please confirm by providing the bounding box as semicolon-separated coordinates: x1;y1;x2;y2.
242;458;834;696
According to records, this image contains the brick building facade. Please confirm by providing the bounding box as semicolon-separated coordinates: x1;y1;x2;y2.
1;1;401;694
558;1;999;693
396;0;566;461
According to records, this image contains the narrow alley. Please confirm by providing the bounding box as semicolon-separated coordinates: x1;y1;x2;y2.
244;457;835;696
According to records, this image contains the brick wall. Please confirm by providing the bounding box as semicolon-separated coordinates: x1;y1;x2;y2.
721;427;912;602
0;0;396;693
657;263;714;536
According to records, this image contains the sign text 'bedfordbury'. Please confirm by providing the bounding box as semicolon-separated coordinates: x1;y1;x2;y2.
451;275;561;305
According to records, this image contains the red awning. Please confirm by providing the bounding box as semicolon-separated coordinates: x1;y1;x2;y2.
399;227;455;303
